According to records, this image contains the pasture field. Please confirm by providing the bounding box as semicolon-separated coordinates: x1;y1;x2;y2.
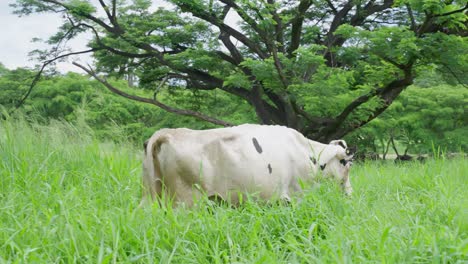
1;119;467;263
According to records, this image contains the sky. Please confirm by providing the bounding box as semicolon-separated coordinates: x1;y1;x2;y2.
0;0;240;74
0;0;93;72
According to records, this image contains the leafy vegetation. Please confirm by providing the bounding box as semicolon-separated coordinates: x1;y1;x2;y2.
1;1;466;261
349;84;467;156
1;118;466;262
0;66;255;142
10;0;468;141
1;64;465;155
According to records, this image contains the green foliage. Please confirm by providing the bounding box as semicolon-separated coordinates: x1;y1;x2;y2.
348;83;468;154
9;0;468;142
0;118;467;262
67;0;96;17
223;70;252;90
0;64;465;153
292;45;326;73
0;67;255;143
0;63;8;76
0;68;35;109
418;33;468;85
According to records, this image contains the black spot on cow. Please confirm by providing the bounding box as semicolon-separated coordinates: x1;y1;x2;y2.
338;141;346;149
252;137;263;154
320;164;327;170
267;163;272;174
340;159;347;166
310;157;317;165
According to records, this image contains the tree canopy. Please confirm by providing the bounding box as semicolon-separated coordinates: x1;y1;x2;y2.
11;0;468;141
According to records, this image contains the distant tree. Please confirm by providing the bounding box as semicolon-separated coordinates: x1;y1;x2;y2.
0;69;255;141
0;67;35;110
0;63;8;76
349;84;467;156
11;0;468;141
394;84;467;153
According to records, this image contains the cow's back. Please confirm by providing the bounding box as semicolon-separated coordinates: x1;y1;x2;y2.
147;124;314;206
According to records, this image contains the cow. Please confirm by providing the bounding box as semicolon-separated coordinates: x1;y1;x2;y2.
140;124;355;207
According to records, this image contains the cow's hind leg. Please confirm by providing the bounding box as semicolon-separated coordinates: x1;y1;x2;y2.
171;179;206;208
279;193;292;205
138;178;163;208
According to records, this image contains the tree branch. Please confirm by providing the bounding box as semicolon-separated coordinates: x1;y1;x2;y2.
98;0;113;23
433;3;468;17
318;71;413;140
218;31;243;65
440;63;468;88
250;83;275;124
12;48;100;112
80;20;225;91
406;4;416;30
153;75;169;100
267;0;285;52
219;0;266;37
374;52;407;70
73;62;235;127
324;0;394;66
42;0;121;34
176;1;268;59
112;0;116;19
78;23;155;59
324;0;338;14
287;0;312;58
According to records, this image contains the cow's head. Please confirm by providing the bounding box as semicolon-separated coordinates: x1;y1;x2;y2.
322;140;356;196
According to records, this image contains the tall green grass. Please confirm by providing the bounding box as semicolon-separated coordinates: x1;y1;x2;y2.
1;118;467;263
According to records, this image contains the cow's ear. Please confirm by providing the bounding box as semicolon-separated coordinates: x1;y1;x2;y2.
327;140;347;160
329;140;347;149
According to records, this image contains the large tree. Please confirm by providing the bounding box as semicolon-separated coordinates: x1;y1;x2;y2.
12;0;467;141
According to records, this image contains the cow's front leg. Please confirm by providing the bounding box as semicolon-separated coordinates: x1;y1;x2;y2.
279;193;292;205
341;177;353;196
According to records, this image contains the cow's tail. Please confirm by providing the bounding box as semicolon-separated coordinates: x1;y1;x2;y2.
139;135;168;207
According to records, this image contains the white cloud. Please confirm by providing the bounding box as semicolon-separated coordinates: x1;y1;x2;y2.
0;0;94;72
0;0;240;73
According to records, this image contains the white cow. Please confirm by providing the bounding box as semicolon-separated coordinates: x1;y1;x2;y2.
140;124;355;207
